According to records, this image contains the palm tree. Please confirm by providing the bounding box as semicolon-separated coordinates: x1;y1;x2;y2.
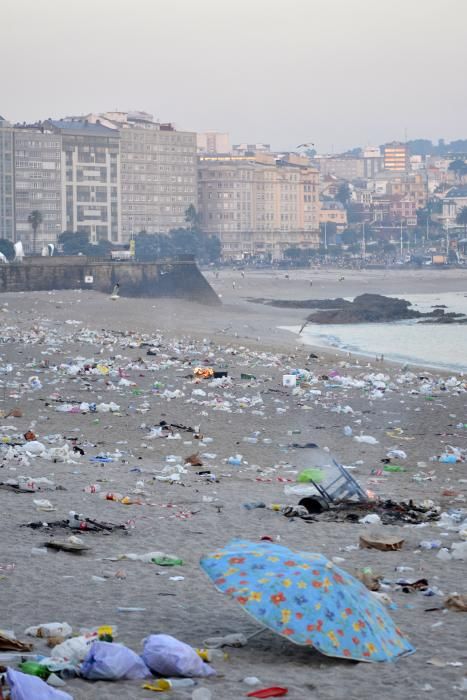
456;206;467;235
27;210;43;254
185;204;201;230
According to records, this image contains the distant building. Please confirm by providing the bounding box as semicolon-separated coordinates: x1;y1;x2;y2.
0;117;15;241
47;118;121;244
232;143;271;155
442;186;467;221
362;146;381;159
198;153;320;260
14;124;62;252
366;171;427;210
382;142;410;172
372;195;417;226
197;131;230;154
316;154;383;180
319;200;347;232
93;111;197;240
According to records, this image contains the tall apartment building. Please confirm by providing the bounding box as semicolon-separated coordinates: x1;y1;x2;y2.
0;118;15;241
198;153;320;260
197;131;230;154
14;125;62;252
90;112;197;240
47;119;121;244
383;142;410;172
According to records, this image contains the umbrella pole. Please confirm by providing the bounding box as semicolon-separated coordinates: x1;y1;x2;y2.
246;628;268;642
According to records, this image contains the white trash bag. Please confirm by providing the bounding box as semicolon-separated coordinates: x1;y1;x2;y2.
142;634;215;678
81;641;151;680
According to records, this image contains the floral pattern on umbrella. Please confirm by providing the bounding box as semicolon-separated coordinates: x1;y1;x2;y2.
200;539;415;663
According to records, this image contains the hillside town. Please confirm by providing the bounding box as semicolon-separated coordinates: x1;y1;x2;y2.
1;112;467;265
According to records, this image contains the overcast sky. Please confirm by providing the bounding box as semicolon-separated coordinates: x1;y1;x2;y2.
2;0;466;152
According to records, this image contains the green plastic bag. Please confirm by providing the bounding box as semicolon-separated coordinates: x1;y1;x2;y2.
297;468;324;484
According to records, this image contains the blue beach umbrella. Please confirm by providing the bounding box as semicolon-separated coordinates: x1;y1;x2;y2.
200;539;415;663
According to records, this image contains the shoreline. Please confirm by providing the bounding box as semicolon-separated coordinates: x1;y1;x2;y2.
279;324;467;374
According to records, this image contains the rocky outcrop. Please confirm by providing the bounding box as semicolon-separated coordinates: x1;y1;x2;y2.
248;293;466;324
305;294;466;324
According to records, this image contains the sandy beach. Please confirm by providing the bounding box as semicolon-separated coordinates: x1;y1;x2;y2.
0;268;466;699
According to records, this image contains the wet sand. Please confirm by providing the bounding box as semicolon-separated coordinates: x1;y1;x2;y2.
0;269;466;699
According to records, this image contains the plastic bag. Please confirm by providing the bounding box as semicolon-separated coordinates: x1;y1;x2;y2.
25;622;72;639
6;668;73;700
51;634;96;664
142;634;215;678
81;641;151;680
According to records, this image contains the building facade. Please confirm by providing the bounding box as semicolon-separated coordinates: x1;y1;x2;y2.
90;112;197;240
316;155;384;181
382;142;410;172
198;153;320;259
14;126;62;252
197;131;230;154
46;119;121;244
442;186;467;221
0;118;15;242
319;201;348;231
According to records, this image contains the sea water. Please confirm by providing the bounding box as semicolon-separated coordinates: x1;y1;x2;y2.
280;292;467;372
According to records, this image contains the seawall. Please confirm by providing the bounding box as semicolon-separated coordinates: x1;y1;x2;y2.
0;257;220;305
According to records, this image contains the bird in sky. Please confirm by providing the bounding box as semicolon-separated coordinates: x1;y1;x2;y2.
296;142;315;149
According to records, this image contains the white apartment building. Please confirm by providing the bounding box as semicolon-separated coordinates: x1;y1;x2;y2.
90;112;198;240
14;126;62;251
0;118;15;241
47;119;121;244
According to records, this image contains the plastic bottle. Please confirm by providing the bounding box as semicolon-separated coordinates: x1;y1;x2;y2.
243;502;266;510
18;661;49;680
154;679;196;690
195;648;225;662
419;540;442;550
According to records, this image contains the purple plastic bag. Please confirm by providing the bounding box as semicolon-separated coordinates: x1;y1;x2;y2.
7;668;73;700
80;641;151;680
142;634;215;678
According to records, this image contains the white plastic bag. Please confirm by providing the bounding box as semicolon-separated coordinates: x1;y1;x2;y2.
6;668;73;700
354;435;379;445
51;634;96;664
25;622;72;639
142;634;215;678
81;641;151;680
